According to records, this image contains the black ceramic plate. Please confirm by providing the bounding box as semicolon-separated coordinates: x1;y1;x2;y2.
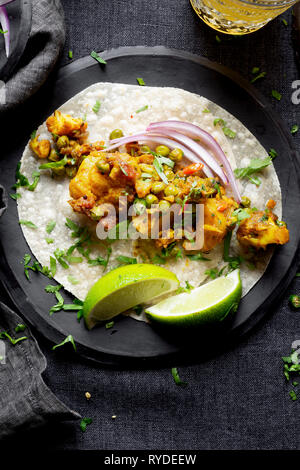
0;0;31;82
0;46;299;366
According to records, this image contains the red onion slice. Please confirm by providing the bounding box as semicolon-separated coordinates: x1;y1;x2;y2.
148;121;241;203
147;127;228;185
105;133;213;177
0;5;10;57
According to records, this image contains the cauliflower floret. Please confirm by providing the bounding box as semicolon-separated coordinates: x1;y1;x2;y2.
46;110;87;137
30;135;51;159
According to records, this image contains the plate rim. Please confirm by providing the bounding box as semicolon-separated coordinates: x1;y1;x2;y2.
1;45;300;366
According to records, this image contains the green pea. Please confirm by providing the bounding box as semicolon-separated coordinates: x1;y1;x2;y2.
164;184;178;197
139;163;153;174
52;167;66;177
49;148;60;162
241;196;251;208
140;145;151;154
145;194;158;208
151;181;166;194
159;200;171;212
169;148;183;162
155;145;170;157
164;169;175;181
133;198;147;215
56;136;69;149
109;129;124;140
66;167;77;178
96;161;110;173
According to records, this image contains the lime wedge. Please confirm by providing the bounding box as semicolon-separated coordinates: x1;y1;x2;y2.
145;269;242;327
83;264;179;329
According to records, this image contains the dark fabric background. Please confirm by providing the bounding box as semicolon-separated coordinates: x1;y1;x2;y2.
3;0;300;450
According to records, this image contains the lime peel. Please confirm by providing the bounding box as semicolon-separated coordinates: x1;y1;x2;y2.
145;269;242;327
83;264;179;329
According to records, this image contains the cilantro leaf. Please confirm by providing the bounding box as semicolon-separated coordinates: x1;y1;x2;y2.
46;220;56;234
80;417;92;432
271;89;282;101
52;335;77;352
186;253;210;261
116;256;137;266
171;367;187;387
234;156;273;181
136;77;145;86
136;105;148;113
291;125;299;135
19;220;37;229
92;100;101;114
90;50;107;65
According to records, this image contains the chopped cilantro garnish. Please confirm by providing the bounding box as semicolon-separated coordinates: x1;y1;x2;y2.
186;253;210;261
205;268;219;279
202;108;210;113
250;72;266;84
171;367;187;387
54;249;69;269
271;89;282;101
289;295;300;308
30;130;37;140
10;193;21;200
50;256;57;277
68;50;73;59
52;335;77;352
46;220;56;234
291;124;299;135
45;238;54;244
68;275;79;285
27;171;40;191
136;105;148;113
116;255;137;266
119;164;128;176
15;324;26;333
213;118;235;139
105;321;114;329
90;50;107;65
45;284;63;294
213;118;226;127
80;417;92;432
232;208;251;224
223;127;236;139
136;77;145;86
289;390;298;401
0;331;28;345
153;157;169;184
92;100;101;114
269;148;278;159
19;220;37;229
39;156;68;170
234;156;273;183
133;305;143;315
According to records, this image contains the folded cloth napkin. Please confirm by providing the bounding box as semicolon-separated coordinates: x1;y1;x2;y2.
0;0;65;112
0;185;80;439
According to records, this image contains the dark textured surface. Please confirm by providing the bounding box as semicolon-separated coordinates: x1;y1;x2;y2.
3;0;300;450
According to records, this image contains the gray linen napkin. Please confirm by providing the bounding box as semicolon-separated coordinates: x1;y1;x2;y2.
0;0;65;112
0;193;80;437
